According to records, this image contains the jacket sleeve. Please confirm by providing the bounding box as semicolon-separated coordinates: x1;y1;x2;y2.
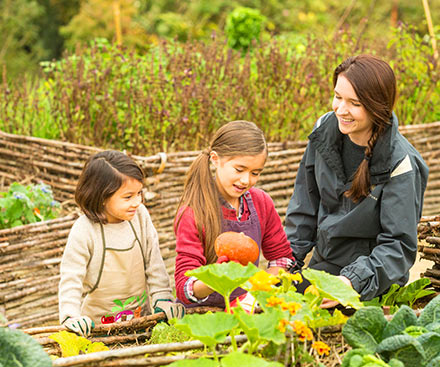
284;144;320;267
340;158;427;300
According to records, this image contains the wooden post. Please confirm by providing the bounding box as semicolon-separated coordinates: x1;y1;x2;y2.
422;0;438;59
391;0;398;27
113;1;122;46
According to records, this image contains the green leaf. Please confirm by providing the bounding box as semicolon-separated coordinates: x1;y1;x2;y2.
0;327;52;367
172;312;238;348
342;307;388;352
395;278;435;306
49;330;91;357
186;262;259;299
167;358;218;367
426;355;440;367
376;334;425;366
302;269;363;309
233;307;285;345
416;332;440;362
382;284;402;306
84;341;109;353
221;351;283;367
383;305;418;339
419;294;440;327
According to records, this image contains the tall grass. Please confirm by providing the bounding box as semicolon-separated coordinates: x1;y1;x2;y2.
0;25;438;155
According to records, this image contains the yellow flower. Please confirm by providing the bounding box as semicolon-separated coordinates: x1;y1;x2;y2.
292;320;313;342
287;272;303;284
281;301;302;316
312;341;330;356
248;271;279;292
304;285;320;297
266;296;284;308
277;319;290;333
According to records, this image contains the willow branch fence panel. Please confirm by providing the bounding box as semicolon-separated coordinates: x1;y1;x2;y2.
0;121;440;328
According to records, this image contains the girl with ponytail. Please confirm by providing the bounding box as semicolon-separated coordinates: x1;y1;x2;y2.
174;121;296;308
285;55;428;305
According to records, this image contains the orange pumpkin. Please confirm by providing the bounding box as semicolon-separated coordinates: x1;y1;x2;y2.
214;231;259;265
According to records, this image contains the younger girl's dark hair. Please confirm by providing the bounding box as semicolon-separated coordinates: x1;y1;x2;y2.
333;54;397;202
175;121;267;264
75;150;144;223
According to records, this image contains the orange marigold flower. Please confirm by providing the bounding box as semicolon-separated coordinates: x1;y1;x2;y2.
293;320;313;342
266;296;284;308
312;341;330;356
248;271;279;292
277;319;290;333
281;301;302;316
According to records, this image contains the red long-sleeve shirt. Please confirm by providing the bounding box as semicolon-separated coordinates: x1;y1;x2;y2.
174;187;295;304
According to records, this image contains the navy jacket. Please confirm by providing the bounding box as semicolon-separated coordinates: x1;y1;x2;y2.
285;112;429;300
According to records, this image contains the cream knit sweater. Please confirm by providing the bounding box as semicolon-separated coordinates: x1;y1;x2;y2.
58;204;173;323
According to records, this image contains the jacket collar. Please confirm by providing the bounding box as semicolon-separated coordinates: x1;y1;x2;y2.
308;112;398;185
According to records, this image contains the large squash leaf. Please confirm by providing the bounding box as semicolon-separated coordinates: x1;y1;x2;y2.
186;262;259;299
221;351;283;367
302;268;363;309
233;307;285;345
342;306;388;353
172;312;238;348
0;327;52;367
383;305;418;339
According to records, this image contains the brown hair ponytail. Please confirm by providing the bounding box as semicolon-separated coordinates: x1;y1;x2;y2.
334;55;397;202
175;121;267;263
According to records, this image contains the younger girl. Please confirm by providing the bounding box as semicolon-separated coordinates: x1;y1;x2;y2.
174;121;296;308
59;150;184;337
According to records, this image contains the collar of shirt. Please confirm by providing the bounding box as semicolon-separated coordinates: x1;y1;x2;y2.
219;194;248;221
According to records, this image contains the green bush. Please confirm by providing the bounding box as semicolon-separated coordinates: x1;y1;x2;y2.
0;182;60;229
225;7;266;52
0;25;438;155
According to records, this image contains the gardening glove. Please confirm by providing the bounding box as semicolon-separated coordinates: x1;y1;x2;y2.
63;316;94;337
229;292;258;314
153;299;185;321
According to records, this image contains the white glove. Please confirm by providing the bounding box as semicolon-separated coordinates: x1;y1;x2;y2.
63;316;94;337
153;299;185;320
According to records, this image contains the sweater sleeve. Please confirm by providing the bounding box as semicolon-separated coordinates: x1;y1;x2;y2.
139;205;173;305
174;207;207;304
58;218;92;323
252;189;295;263
284;144;320;267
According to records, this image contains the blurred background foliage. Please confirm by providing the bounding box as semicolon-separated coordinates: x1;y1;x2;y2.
0;0;439;153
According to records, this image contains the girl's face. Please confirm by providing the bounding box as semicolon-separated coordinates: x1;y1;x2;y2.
332;74;373;146
211;151;266;209
103;178;143;223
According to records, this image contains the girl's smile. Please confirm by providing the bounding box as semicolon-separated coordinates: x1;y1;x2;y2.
210;152;266;210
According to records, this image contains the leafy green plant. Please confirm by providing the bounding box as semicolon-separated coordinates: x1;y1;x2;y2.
111;296;136;313
225;7;266;52
172;264;364;365
0;327;52;367
48;331;108;357
342;294;440;367
0;182;60;229
364;278;435;313
148;322;192;344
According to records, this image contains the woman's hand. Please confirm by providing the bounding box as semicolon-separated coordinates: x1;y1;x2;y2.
320;275;352;309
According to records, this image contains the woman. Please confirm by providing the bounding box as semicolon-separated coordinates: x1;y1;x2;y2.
285;55;428;303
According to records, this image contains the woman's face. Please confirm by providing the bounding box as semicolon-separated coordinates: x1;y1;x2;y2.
332;74;373;146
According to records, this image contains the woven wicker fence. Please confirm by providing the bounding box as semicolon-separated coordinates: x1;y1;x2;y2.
418;216;440;288
0;121;440;328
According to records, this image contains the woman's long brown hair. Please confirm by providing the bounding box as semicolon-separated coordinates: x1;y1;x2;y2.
175;121;267;264
333;55;397;202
